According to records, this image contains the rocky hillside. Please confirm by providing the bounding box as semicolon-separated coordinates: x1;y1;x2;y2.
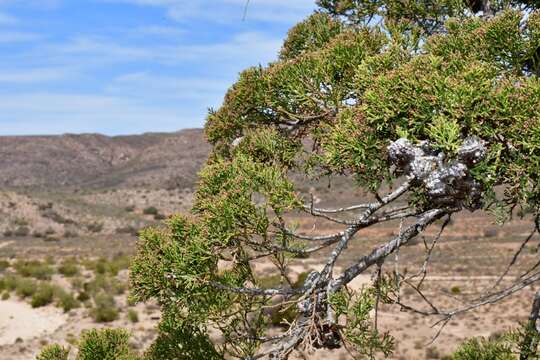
0;129;210;190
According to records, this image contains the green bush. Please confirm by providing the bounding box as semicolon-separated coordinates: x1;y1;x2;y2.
2;275;19;291
70;277;84;290
451;337;514;360
36;344;70;360
153;213;167;221
13;226;30;237
86;222;104;233
142;206;159;216
76;328;133;360
85;274;126;296
14;259;54;280
2;291;9;300
15;277;37;298
77;291;90;302
127;309;139;323
91;292;119;323
58;259;79;277
0;260;10;271
88;256;130;276
56;289;80;312
31;283;55;308
450;286;461;295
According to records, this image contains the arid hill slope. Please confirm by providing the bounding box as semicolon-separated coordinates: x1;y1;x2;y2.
0;129;210;189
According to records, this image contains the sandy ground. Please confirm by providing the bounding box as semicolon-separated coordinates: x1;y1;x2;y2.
0;300;66;346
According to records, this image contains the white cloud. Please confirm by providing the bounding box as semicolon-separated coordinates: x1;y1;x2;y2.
48;31;282;68
101;0;315;24
0;92;197;135
134;25;185;37
108;72;230;101
0;67;70;83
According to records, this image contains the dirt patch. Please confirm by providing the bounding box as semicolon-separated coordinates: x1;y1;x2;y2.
0;300;67;346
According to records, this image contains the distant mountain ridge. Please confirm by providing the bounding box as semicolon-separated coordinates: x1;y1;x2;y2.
0;129;211;189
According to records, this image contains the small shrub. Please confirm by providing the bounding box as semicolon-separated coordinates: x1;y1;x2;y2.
37;202;53;211
115;226;138;236
77;291;90;302
94;258;107;275
124;205;135;212
44;227;56;236
143;206;159;216
109;254;131;275
31;283;55;308
3;230;13;237
127;309;139;323
89;256;130;277
43;236;60;242
426;346;441;359
15;277;37;298
36;344;69;360
86;222;104;233
58;259;79;277
14;218;29;226
56;290;80;312
70;277;84;290
91;292;119;323
32;231;44;238
0;260;10;271
14;260;54;280
63;230;78;238
13;226;30;237
153;213;167;220
2;291;9;300
451;337;513;360
2;275;19;291
45;256;56;265
450;286;461;295
483;228;498;238
77;328;131;360
42;210;74;225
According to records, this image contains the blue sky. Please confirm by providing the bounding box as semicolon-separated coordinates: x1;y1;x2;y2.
0;0;316;135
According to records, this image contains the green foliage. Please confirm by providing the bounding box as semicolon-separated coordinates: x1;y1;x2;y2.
56;289;80;312
31;283;55;308
127;309;139;323
15;277;37;298
86;222;104;233
87;256;130;277
144;315;221;360
0;259;10;271
91;292;119;323
329;280;395;357
280;12;343;60
451;337;515;359
126;1;540;358
142;206;159;216
36;344;70;360
14;259;54;280
77;328;134;360
85;274;126;296
58;258;79;277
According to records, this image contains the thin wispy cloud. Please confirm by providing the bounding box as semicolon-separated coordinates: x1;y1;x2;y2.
0;0;316;135
0;67;70;83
